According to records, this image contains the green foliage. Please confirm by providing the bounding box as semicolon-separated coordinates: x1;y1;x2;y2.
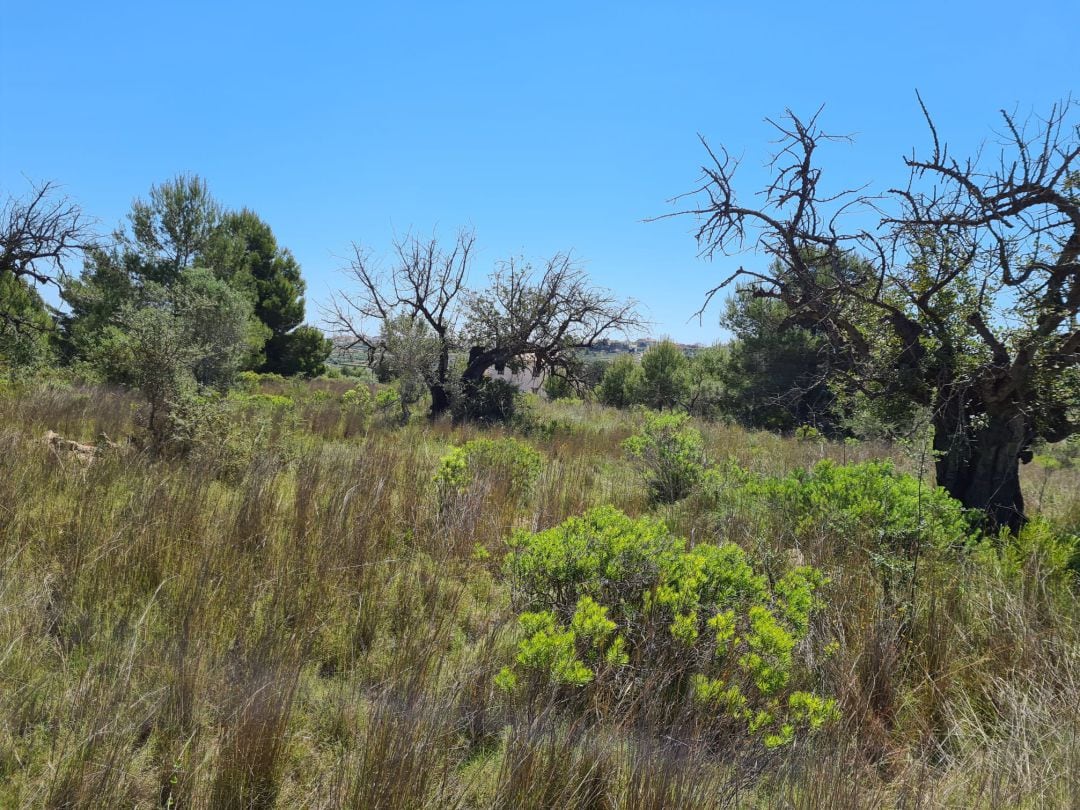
1032;436;1080;472
971;517;1080;584
265;325;332;377
127;173;221;285
623;410;705;503
501;506;837;748
202;209;305;334
340;383;374;421
95;302;200;447
59;244;140;362
228;391;296;413
378;313;440;416
542;373;576;401
682;344;728;418
711;459;976;600
637;339;688;410
794;424;824;442
434;437;543;502
63;177;325;381
733;459;974;552
452;377;521;424
594;354;641;408
373;385;402;420
173;268;259;390
593;343;731;421
0;274;54;371
235;369;263;395
200;202;328;377
717;287;837;433
88;269;254;449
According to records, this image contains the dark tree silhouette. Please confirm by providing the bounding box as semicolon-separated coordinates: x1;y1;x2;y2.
329;230;640;420
670;99;1080;531
1;181;89;327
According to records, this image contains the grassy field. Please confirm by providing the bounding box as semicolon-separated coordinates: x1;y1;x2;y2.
1;378;1077;808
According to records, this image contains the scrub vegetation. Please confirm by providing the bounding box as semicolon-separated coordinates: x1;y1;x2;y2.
0;378;1077;808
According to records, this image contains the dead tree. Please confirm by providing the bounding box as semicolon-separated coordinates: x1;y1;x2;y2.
461;253;641;393
1;181;90;326
668;99;1080;532
328;229;473;415
328;231;640;419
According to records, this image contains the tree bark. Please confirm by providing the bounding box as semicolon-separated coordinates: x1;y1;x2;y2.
428;345;453;418
429;384;451;418
426;347;504;419
933;408;1028;534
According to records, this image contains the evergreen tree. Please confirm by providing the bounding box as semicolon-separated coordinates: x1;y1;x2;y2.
0;274;54;370
202;209;328;375
718;288;835;432
638;340;688;410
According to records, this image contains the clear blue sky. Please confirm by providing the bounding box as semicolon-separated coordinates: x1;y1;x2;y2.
2;1;1077;342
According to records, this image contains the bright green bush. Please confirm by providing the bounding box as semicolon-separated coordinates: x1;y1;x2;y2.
728;459;974;550
971;516;1080;584
374;386;400;412
341;383;373;417
623;410;706;503
704;459;977;601
434;437;543;503
499;505;838;748
230;391;295;410
235;369;262;395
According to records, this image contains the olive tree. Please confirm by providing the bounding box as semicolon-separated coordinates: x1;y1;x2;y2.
93;269;254;447
670;99;1080;531
329;230;640;420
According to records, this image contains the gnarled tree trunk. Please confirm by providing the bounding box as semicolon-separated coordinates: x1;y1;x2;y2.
933;407;1028;534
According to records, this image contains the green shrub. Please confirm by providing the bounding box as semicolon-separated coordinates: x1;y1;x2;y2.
452;377;520;424
373;385;403;422
168;392;295;481
509;394;577;440
971;516;1080;584
434;437;543;503
341;383;374;419
235;369;263;395
595;355;641;408
734;459;974;550
499;505;838;749
622;410;706;503
543;373;576;401
794;424;824;442
708;459;976;600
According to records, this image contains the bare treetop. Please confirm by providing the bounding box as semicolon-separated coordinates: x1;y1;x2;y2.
668;97;1080;531
1;181;91;289
328;229;640;419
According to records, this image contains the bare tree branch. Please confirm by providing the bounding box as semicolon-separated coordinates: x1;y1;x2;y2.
1;181;92;326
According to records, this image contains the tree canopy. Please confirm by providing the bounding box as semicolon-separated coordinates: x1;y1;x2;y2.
671;99;1080;530
202;209;328;374
717;287;836;432
63;174;330;378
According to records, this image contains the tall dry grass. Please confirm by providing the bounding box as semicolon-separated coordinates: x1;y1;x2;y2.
0;381;1076;807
